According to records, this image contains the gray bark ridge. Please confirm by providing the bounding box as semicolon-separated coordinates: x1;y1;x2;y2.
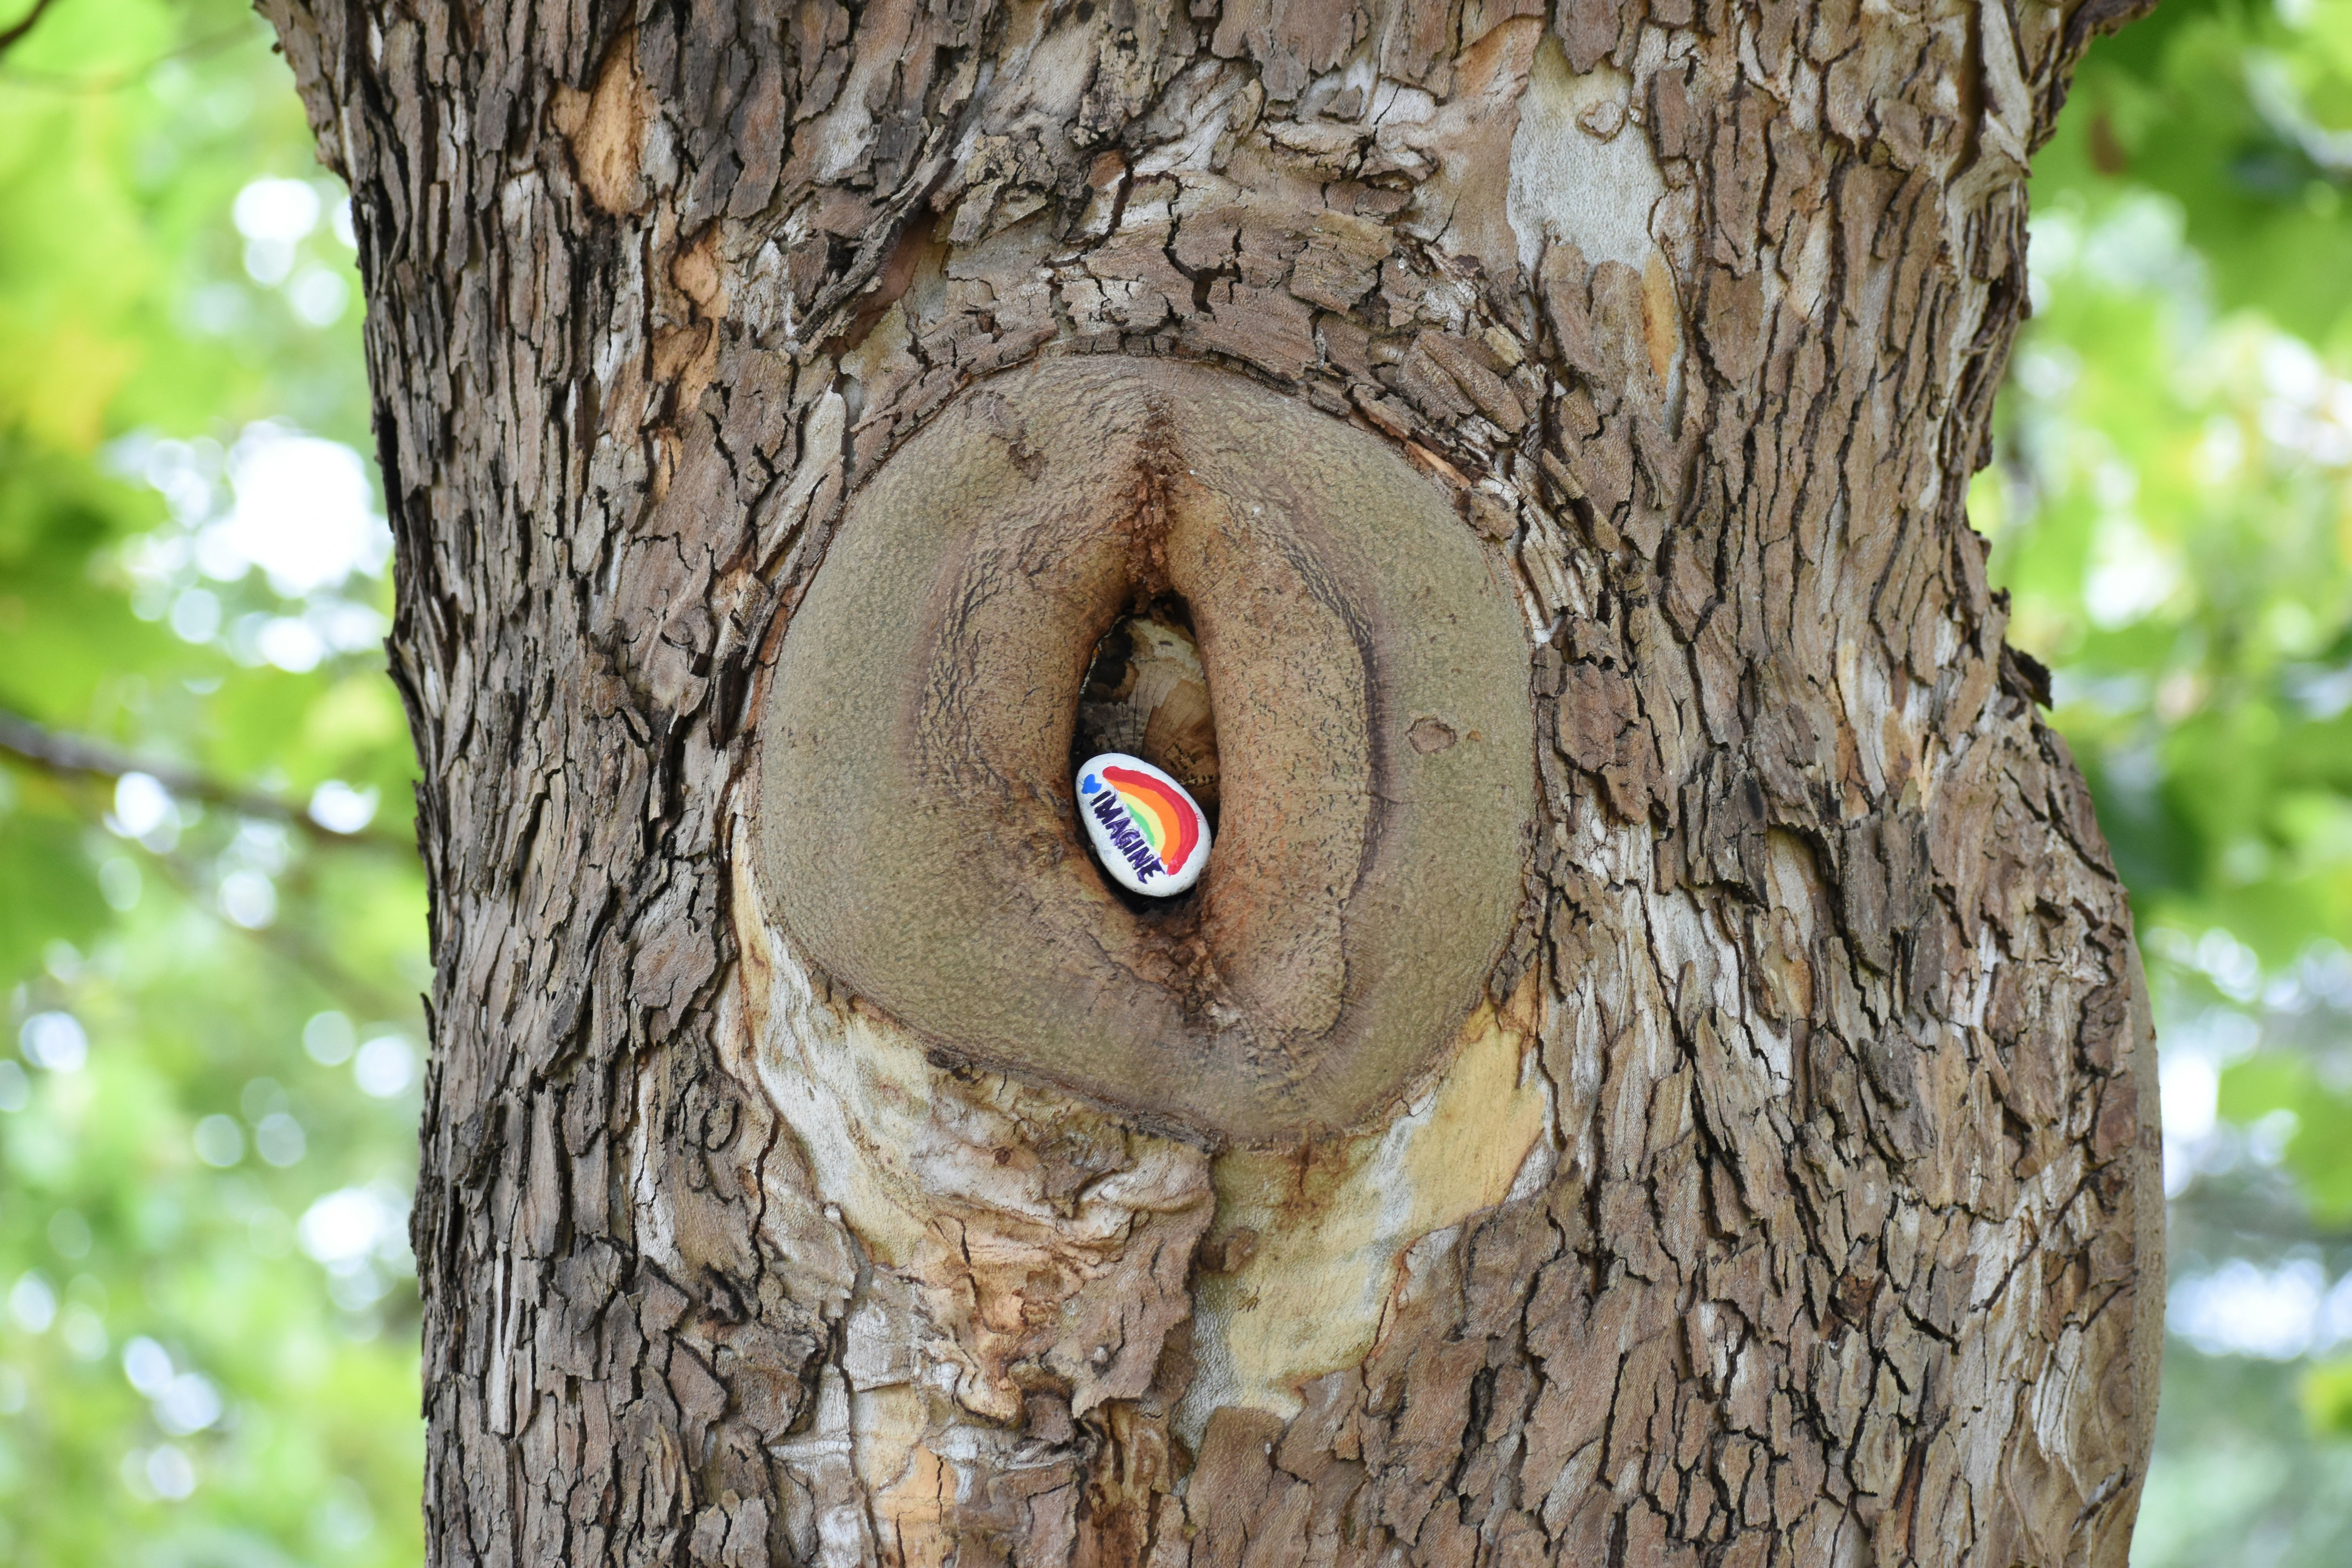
260;1;2163;1564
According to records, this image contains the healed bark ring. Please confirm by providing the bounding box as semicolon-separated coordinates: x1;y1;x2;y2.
757;357;1537;1143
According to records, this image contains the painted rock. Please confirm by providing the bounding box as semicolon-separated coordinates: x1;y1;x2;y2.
1075;752;1212;897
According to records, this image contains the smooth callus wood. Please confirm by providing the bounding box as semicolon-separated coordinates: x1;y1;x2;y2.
757;358;1537;1143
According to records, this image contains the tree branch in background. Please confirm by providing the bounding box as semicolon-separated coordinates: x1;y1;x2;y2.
2;706;420;1018
0;0;59;60
150;844;422;1024
0;20;256;94
0;706;412;852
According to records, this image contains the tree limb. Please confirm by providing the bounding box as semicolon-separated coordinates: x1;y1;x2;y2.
0;0;58;60
2;706;420;1015
152;843;422;1024
0;706;412;852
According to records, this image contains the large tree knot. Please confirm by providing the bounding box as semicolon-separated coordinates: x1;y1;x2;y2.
755;358;1537;1143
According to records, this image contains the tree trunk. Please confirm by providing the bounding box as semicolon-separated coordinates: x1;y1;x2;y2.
262;1;2164;1563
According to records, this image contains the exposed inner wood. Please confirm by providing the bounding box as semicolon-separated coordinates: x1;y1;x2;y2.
729;837;1214;1435
730;837;1551;1530
1076;604;1223;820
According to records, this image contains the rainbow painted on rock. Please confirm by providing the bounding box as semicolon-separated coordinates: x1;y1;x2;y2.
1075;752;1211;897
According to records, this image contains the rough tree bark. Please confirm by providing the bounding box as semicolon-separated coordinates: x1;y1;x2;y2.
261;1;2164;1563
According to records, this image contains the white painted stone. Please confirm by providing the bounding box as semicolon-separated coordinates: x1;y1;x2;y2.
1074;753;1211;897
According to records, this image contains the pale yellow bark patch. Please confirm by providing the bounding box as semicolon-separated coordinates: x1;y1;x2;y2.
1642;251;1683;394
670;225;730;317
1180;973;1553;1434
550;31;655;216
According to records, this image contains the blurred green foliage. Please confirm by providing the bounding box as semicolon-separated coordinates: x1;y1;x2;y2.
1997;0;2352;970
5;0;2352;1564
1980;0;2352;1559
0;3;424;1564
